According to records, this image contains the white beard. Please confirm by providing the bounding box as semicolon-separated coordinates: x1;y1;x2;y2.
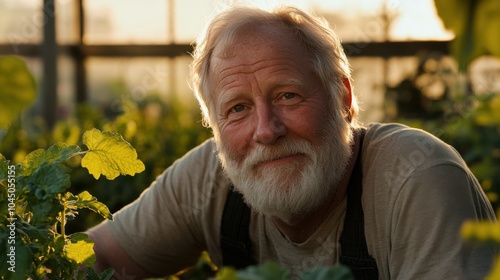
216;113;353;223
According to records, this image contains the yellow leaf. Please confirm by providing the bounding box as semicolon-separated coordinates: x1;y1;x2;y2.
216;267;239;280
76;191;113;220
81;128;145;180
65;234;96;267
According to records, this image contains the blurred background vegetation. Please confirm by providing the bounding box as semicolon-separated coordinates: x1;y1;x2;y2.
0;0;499;233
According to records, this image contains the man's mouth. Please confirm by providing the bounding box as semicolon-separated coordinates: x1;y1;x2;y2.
253;153;305;169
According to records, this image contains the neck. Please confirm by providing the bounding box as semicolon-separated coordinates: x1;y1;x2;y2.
272;132;361;243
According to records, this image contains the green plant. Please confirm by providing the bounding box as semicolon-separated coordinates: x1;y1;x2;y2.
164;253;354;280
0;57;212;233
0;128;145;279
434;0;500;71
0;56;36;130
216;262;353;280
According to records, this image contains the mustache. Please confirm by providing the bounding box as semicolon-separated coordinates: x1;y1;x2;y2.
242;139;315;169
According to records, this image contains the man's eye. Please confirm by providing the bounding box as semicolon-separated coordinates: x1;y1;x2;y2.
232;104;245;113
282;92;296;99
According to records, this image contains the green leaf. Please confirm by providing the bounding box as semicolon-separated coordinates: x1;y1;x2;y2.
0;56;36;129
0;154;9;182
19;143;81;176
67;191;113;220
81;128;145;180
300;264;354;280
11;243;35;280
434;0;468;35
237;261;290;279
434;0;500;70
30;199;63;224
216;267;239;280
16;215;52;242
65;233;96;267
85;267;115;280
474;0;500;57
20;163;70;199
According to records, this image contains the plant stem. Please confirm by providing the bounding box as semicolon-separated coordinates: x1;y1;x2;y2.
73;151;89;156
61;209;66;238
58;194;66;238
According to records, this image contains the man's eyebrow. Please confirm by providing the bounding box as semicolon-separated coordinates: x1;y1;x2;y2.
217;92;244;111
268;78;306;91
275;78;304;87
216;78;306;106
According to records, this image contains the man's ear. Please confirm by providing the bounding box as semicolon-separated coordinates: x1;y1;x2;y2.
342;78;352;114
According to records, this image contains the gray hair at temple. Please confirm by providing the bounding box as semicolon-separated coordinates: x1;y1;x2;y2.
190;5;360;131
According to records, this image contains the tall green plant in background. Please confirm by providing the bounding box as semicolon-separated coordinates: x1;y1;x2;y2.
0;56;36;130
434;0;500;71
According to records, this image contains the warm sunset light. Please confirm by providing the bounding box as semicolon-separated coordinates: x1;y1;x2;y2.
1;1;500;279
81;0;454;44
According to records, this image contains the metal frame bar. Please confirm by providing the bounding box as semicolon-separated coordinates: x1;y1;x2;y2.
0;41;450;58
42;0;57;128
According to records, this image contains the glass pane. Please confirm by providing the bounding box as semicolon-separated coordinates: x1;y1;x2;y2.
57;0;79;44
315;0;452;41
86;57;200;121
350;57;386;123
19;56;44;129
84;0;169;44
174;0;218;43
58;54;76;118
387;0;453;40
12;56;75;122
0;0;43;44
198;0;453;42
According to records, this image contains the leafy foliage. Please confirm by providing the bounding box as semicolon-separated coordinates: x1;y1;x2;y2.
0;84;213;232
166;255;354;280
461;220;500;279
176;259;354;280
66;191;113;221
0;128;145;279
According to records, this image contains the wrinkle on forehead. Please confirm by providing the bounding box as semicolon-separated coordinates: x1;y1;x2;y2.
209;24;312;84
212;22;301;60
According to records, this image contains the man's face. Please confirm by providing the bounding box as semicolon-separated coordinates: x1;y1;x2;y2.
211;24;352;222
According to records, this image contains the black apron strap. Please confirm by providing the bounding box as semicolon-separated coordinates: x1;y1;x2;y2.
339;128;379;279
220;188;255;269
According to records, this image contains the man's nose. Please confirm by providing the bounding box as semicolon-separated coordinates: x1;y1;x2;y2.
253;103;286;144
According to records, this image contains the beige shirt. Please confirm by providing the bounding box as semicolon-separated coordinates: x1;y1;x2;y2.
107;123;495;279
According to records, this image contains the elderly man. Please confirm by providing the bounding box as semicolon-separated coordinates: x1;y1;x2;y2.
88;5;495;279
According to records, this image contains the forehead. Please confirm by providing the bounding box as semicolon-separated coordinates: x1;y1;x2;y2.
211;22;310;66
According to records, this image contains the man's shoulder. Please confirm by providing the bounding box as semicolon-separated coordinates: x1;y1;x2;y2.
364;123;460;160
362;122;466;176
365;122;440;148
173;138;220;168
159;137;228;193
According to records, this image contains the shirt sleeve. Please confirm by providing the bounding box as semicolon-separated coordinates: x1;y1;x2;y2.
389;163;496;280
105;139;225;276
